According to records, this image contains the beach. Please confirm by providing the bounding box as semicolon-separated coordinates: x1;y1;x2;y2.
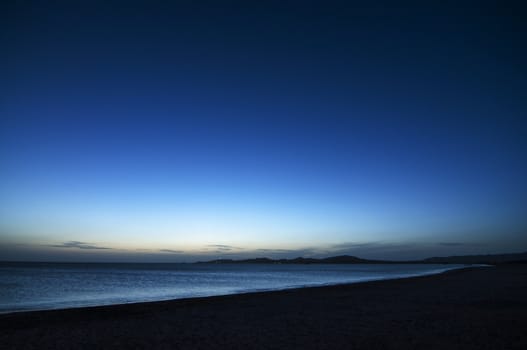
1;264;526;349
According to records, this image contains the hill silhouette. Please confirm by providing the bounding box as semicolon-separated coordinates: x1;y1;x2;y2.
199;252;527;265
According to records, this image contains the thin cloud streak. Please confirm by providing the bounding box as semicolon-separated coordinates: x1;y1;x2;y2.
159;249;185;254
48;241;112;250
438;242;466;246
207;244;242;251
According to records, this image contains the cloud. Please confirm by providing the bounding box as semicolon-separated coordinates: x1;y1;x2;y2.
254;248;296;253
437;242;466;246
159;249;185;254
206;244;242;252
329;242;383;251
437;242;487;247
49;241;112;250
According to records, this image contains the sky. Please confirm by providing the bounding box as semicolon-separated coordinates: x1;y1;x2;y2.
1;1;526;262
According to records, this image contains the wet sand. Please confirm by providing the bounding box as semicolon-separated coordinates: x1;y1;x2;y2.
1;265;526;349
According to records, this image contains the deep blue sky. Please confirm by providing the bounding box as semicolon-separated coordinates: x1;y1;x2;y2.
1;1;526;261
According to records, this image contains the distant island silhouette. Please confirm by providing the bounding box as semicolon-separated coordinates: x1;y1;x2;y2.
198;252;527;265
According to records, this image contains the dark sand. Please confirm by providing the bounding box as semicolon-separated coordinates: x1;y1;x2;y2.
2;265;527;349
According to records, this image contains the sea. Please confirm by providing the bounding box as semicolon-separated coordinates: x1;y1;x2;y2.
0;262;466;314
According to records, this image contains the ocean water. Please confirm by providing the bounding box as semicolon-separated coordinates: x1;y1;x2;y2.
0;262;466;313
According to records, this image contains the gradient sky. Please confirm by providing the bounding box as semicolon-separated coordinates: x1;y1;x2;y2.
1;1;526;262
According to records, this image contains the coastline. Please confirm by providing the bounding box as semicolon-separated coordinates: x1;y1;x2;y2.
2;264;526;349
0;263;469;316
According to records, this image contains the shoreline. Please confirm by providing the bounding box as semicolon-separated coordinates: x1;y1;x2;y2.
2;264;526;349
0;264;474;316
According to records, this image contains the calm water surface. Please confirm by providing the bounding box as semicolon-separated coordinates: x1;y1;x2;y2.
0;263;466;313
